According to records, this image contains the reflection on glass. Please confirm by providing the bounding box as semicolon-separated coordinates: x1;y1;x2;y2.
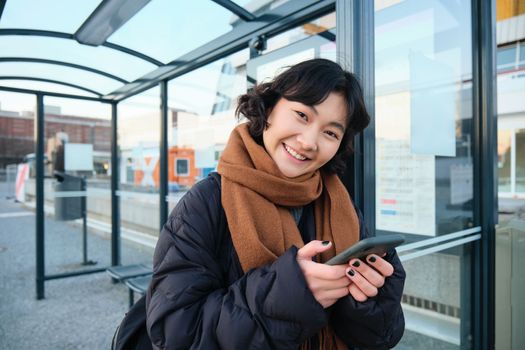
166;50;249;210
401;251;464;347
498;129;512;192
375;0;473;348
515;129;525;192
263;12;335;55
495;3;525;349
118;87;161;259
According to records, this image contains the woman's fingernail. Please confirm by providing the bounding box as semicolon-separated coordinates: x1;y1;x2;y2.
352;260;360;268
368;256;376;263
322;241;330;246
347;269;355;277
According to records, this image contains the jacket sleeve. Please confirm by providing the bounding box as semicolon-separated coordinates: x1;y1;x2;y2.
145;179;327;350
330;207;406;349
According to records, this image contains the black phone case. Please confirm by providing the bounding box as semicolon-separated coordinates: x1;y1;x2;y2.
325;234;405;265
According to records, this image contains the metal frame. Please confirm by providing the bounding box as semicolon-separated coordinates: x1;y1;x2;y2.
0;0;6;20
35;93;45;300
336;0;375;233
471;0;497;349
0;57;128;83
74;0;151;46
0;29;163;66
111;102;120;267
159;81;168;228
0;76;103;96
0;85;110;102
33;92;115;299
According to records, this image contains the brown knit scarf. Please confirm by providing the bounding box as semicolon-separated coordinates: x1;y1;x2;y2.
217;123;359;350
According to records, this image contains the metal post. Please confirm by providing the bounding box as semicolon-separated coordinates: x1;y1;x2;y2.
471;0;497;349
160;81;168;228
82;178;88;264
111;102;121;267
336;0;375;233
35;93;45;300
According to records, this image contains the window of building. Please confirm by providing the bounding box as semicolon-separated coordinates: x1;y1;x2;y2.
497;44;517;72
175;158;189;176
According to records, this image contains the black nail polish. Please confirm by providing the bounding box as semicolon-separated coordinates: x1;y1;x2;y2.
347;269;355;277
352;260;360;268
369;256;376;263
322;241;330;246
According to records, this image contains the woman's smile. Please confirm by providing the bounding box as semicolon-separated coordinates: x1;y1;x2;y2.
283;143;309;161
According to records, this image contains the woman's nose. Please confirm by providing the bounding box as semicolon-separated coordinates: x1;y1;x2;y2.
297;131;318;151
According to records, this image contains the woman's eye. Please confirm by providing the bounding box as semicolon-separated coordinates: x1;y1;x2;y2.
295;111;308;121
325;131;339;139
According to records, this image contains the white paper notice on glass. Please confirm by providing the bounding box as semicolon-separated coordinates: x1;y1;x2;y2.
65;143;93;171
410;53;456;157
376;139;436;236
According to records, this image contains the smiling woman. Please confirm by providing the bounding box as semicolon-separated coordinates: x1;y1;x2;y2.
143;58;407;350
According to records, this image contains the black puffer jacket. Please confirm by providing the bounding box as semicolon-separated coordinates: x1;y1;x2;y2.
146;173;405;350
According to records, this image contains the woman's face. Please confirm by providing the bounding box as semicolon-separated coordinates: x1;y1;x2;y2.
262;92;348;178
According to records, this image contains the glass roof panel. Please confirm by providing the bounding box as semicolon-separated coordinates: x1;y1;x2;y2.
0;80;97;97
0;0;102;33
0;62;121;95
108;0;236;63
231;0;291;16
0;36;157;82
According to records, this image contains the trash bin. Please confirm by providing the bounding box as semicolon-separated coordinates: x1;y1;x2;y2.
54;172;85;221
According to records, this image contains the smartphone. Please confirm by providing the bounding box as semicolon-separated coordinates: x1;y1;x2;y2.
324;234;405;265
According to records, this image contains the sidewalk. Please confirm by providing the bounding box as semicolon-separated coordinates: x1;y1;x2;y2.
0;183;153;349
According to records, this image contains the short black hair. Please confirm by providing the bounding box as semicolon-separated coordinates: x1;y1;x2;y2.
236;58;370;174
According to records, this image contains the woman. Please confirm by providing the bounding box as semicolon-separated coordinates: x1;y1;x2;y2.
145;59;405;349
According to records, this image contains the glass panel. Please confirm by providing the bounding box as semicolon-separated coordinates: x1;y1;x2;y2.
0;62;121;95
109;0;235;63
515;129;525;192
117;86;160;265
496;5;525;349
374;0;473;348
166;49;249;206
497;45;517;72
0;91;35;184
498;129;512;193
40;96;113;274
0;0;101;33
262;12;336;55
400;245;473;349
0;36;157;83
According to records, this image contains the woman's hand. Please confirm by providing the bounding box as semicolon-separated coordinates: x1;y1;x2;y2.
296;240;350;308
345;254;394;302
